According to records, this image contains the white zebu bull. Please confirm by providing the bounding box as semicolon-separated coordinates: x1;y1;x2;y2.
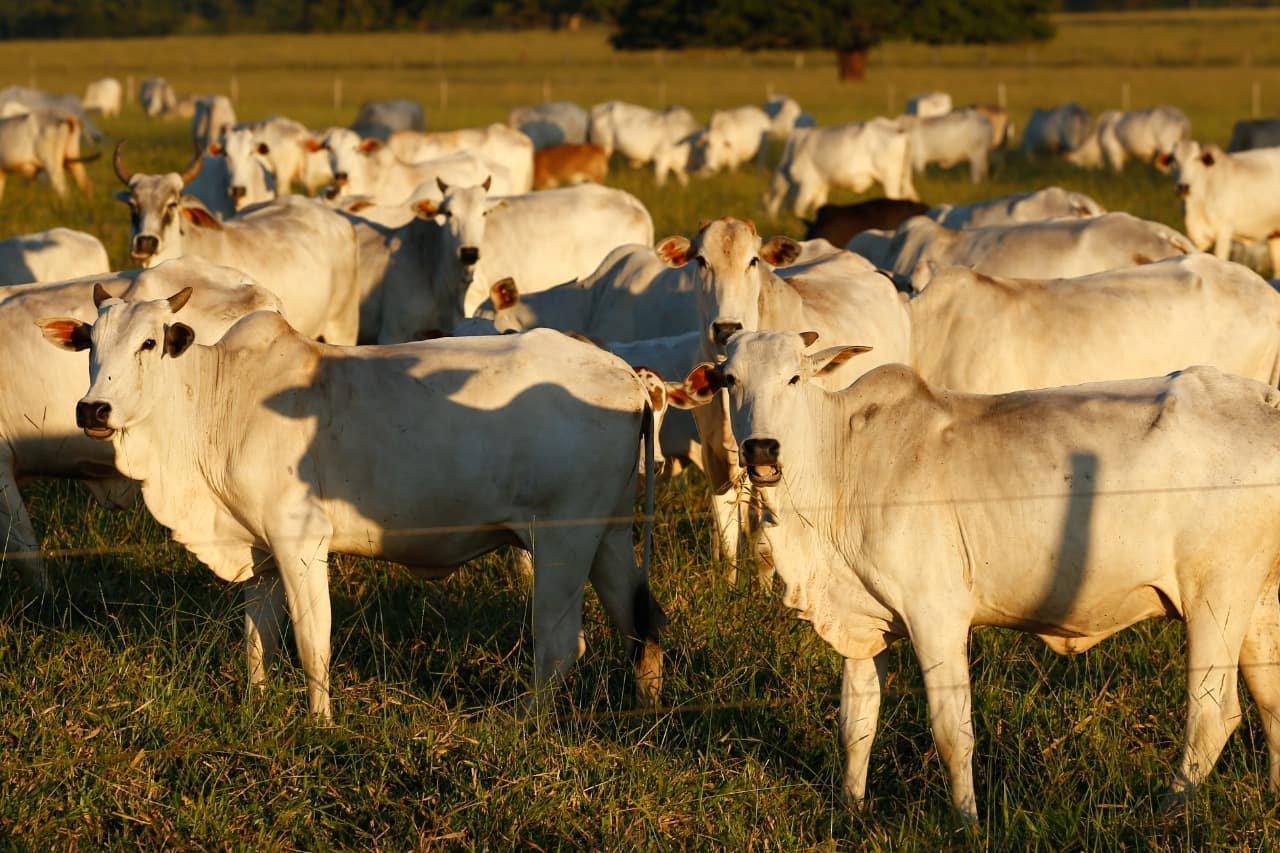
762;95;815;137
671;330;1280;821
113;143;361;344
764;119;918;217
83;78;122;118
703;106;771;172
1022;101;1090;156
927;186;1106;229
900;109;992;183
0;110;96;200
139;77;177;118
0;259;281;589
1168;140;1280;272
587;101;699;165
507;101;589;149
191;95;236;151
46;304;663;720
320;127;513;205
910;255;1280;393
0;228;109;285
350;99;425;140
1066;106;1190;171
906;91;952;118
210;128;276;211
386;124;534;194
851;212;1194;290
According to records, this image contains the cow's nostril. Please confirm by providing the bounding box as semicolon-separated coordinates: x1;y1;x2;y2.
230;185;246;199
93;402;111;425
459;246;480;265
742;438;780;464
711;321;743;346
133;235;158;256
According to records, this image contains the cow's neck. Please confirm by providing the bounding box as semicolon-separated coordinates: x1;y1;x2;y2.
757;272;805;330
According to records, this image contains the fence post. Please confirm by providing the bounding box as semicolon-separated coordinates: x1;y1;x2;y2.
1121;81;1131;110
997;81;1007;109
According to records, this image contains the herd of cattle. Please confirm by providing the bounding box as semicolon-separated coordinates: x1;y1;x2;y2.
6;74;1280;822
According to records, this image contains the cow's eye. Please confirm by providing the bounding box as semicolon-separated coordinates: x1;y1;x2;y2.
140;339;156;352
748;257;759;268
788;375;800;385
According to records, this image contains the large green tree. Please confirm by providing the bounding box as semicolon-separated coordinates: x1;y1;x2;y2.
610;0;1055;80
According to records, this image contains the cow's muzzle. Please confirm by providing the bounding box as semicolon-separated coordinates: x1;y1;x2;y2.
459;246;480;266
131;234;158;259
76;400;115;440
229;185;247;201
711;321;743;347
742;438;781;487
1175;183;1189;198
332;172;348;186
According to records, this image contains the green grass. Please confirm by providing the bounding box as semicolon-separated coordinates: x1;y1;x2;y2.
2;10;1280;848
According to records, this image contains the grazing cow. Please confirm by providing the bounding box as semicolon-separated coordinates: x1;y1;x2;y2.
704;106;771;172
113;143;361;344
508;101;589;149
969;103;1011;147
320;127;512;205
587;101;699;165
852;212;1194;291
1067;106;1190;171
1022;101;1090;156
762;95;815;137
0;86;102;142
533;143;608;189
764;119;918;217
910;255;1280;394
671;330;1280;821
139;77;177;118
927;186;1105;229
386;124;534;194
191;95;236;151
653;129;711;187
901;109;993;183
802;199;930;247
48;305;663;720
1168;140;1280;272
350;99;425;140
0;228;109;285
0;110;97;200
210;128;276;211
1228;118;1280;152
2;258;280;589
83;78;122;118
906;91;952;118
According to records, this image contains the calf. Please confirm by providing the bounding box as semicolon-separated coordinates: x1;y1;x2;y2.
802;198;930;247
533;143;607;189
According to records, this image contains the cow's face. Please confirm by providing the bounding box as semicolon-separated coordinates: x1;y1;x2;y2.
322;128;374;196
221;129;275;210
668;331;869;487
432;178;492;270
117;173;189;267
37;289;196;439
658;218;801;352
1169;140;1215;198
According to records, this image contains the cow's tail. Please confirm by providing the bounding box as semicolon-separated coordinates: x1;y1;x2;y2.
631;396;664;706
641;399;655;583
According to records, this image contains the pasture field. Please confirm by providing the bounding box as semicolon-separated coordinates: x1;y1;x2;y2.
2;9;1280;848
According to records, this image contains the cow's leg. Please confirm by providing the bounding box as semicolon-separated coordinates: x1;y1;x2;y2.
1169;595;1250;799
243;551;286;689
1241;587;1280;789
528;526;596;707
588;524;664;707
911;620;978;822
710;486;742;581
840;653;888;807
268;503;334;721
1214;228;1235;261
793;179;822;218
0;463;46;592
763;170;790;217
67;160;90;194
1267;237;1280;278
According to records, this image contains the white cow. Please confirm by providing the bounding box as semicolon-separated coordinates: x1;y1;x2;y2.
0;110;96;200
508;101;589;149
764;119;918;217
321;127;512;205
191;95;236;151
0;228;109;285
386;124;534;194
1169;140;1280;272
910;255;1280;393
762;95;815;137
1022;101;1090;156
671;330;1280;821
652;129;710;187
852;212;1194;290
2;258;281;589
704;106;771;172
900;109;992;183
48;306;663;720
113;143;361;344
210;128;277;211
906;91;952;118
587;101;699;165
83;78;122;118
927;186;1106;229
1067;106;1190;171
139;77;177;118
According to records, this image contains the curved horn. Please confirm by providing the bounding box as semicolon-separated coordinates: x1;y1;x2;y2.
178;143;203;186
92;282;113;307
112;141;133;185
167;287;193;313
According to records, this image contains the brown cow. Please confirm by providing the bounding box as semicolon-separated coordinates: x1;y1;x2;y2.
801;198;929;248
533;143;608;189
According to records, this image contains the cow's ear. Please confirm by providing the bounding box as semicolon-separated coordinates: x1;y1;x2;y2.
358;138;382;154
491;277;519;310
799;330;820;348
809;345;872;376
114;190;131;204
669;362;724;408
412;198;437;218
634;366;668;415
181;201;222;229
163;322;195;358
759;236;801;267
207;142;223;156
655;235;692;266
301;136;323;153
36;317;92;352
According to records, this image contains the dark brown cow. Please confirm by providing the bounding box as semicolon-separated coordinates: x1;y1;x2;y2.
533;143;608;189
801;198;929;248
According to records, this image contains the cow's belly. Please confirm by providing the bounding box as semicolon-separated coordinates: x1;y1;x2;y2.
331;523;521;571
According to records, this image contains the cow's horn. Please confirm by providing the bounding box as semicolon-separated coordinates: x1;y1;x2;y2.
112;141;133;184
179;143;204;185
167;287;193;313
